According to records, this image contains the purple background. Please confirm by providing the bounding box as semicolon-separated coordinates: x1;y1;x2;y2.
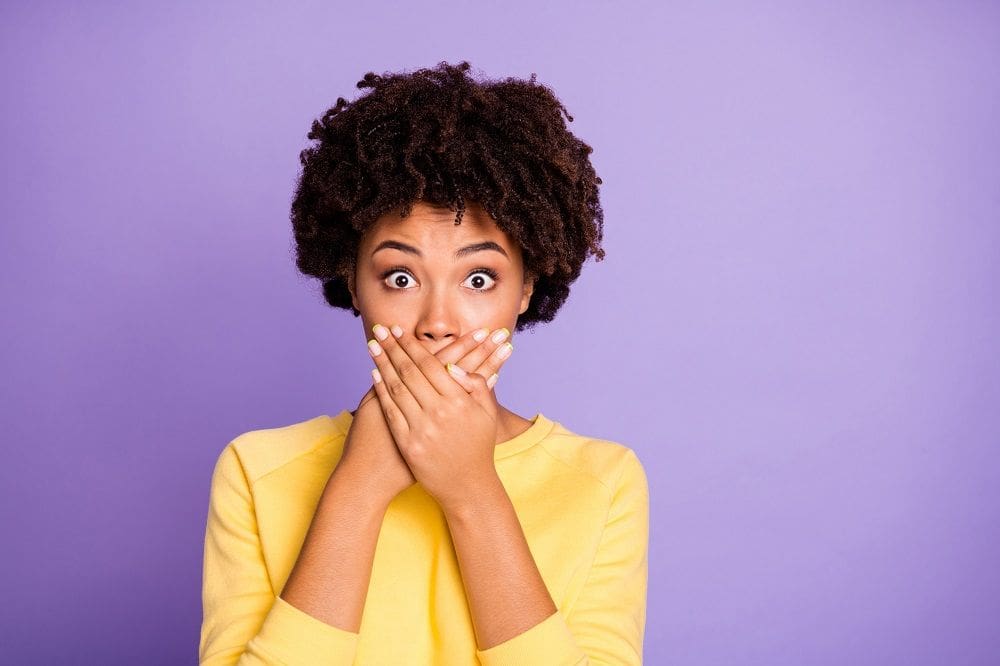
2;1;997;663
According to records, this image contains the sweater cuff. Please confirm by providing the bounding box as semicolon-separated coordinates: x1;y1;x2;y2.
249;595;359;665
475;609;587;666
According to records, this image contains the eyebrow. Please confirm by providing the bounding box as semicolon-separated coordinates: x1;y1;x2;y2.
371;239;509;260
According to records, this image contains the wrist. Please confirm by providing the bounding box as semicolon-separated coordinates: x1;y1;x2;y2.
440;471;507;523
327;463;394;514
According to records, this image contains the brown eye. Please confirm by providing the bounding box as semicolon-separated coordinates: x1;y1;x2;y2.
463;269;499;292
381;267;416;290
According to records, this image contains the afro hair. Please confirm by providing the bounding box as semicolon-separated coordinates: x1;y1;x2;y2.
290;60;605;332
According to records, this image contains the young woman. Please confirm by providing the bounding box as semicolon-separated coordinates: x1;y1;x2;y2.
200;61;649;665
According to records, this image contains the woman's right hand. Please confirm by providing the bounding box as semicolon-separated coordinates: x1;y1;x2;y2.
334;326;513;505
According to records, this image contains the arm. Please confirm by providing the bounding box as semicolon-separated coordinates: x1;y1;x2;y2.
199;443;391;665
280;461;391;632
441;471;561;651
443;450;650;666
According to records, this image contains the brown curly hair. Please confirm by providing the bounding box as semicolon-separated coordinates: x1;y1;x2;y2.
289;60;605;332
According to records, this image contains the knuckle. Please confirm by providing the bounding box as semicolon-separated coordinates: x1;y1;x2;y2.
418;357;439;377
426;422;442;441
397;361;418;383
387;376;407;398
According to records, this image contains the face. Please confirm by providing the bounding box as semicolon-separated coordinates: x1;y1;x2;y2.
347;200;535;355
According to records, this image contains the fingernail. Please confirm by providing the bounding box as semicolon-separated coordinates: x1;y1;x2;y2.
473;328;488;343
368;339;382;357
391;324;403;338
491;328;510;344
446;362;466;376
487;373;498;389
372;368;382;383
372;324;389;341
496;342;513;360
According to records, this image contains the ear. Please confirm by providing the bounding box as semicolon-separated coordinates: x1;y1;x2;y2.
518;269;536;315
347;269;360;312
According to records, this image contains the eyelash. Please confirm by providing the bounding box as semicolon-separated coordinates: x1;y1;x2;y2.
379;265;500;292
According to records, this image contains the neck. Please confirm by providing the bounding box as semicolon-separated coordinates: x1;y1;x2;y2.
493;404;533;446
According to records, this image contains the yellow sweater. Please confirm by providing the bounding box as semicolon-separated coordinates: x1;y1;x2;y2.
199;410;649;665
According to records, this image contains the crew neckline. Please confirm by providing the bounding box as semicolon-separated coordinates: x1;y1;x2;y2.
323;409;555;460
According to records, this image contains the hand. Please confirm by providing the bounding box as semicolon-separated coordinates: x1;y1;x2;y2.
333;385;412;505
338;325;514;505
367;323;515;512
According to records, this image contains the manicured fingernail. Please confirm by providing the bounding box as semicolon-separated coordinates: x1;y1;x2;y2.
473;328;488;343
372;324;389;341
372;368;382;383
487;373;498;389
496;342;513;360
391;324;403;338
491;328;510;344
368;339;382;357
446;362;466;376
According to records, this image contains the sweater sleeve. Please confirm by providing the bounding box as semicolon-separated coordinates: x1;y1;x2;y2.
475;449;650;666
199;443;360;665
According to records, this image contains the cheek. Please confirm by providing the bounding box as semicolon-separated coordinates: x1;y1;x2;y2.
353;271;388;308
353;288;391;327
466;284;522;321
501;278;528;308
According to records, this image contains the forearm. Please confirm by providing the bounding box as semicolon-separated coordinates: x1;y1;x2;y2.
442;474;558;651
279;464;392;633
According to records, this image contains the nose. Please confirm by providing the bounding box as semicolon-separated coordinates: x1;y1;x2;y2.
414;288;459;344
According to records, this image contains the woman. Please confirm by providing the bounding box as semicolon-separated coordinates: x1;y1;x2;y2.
199;60;649;665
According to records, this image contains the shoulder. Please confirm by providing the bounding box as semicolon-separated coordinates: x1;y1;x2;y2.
539;420;648;498
218;413;347;485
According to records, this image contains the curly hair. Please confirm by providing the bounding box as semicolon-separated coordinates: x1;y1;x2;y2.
289;60;605;332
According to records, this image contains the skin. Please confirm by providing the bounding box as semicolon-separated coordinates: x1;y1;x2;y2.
356;200;560;648
281;199;557;650
346;198;537;445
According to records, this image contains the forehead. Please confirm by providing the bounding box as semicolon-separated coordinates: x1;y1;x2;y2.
362;200;515;251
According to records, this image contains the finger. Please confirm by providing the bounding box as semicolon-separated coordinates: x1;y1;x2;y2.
368;332;423;424
445;364;497;415
379;323;466;402
370;367;410;442
472;338;513;386
457;327;512;376
433;326;490;367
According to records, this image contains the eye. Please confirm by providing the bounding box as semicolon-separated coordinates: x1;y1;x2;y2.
380;266;416;290
378;265;500;292
463;268;499;291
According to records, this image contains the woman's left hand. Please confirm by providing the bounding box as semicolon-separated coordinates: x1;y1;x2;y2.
367;323;504;512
